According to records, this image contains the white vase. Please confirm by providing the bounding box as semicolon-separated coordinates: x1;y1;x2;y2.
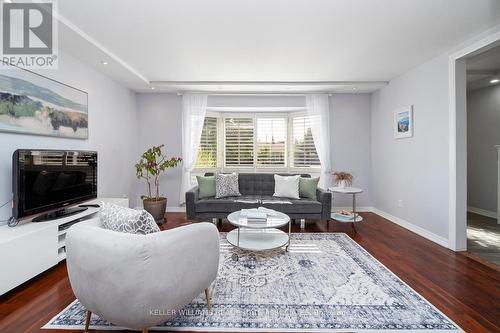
339;180;348;188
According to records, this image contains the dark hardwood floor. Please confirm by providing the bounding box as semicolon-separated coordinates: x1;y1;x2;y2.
1;212;499;333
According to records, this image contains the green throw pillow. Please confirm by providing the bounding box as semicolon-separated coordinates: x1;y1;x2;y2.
299;177;319;200
197;176;216;198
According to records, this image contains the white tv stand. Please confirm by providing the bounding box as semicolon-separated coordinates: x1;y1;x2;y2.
0;197;128;295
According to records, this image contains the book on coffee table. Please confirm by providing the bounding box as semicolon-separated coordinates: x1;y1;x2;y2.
246;211;267;221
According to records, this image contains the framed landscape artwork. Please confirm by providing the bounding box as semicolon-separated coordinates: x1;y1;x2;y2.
394;105;413;139
0;62;88;139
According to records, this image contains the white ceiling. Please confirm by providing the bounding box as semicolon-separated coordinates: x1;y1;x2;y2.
56;0;500;93
466;43;500;91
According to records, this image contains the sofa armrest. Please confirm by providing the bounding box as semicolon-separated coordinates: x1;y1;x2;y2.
185;186;199;220
316;188;332;220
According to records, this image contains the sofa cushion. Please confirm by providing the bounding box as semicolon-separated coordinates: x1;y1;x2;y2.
273;174;300;199
299;176;320;200
261;198;322;214
215;173;241;198
196;197;242;212
197;175;216;199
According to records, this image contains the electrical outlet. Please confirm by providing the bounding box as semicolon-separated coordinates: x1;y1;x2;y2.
398;199;404;208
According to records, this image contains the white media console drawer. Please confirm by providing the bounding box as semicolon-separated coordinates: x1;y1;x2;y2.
0;197;128;295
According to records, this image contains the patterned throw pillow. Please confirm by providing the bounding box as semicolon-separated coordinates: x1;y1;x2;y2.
99;202;160;235
215;173;241;198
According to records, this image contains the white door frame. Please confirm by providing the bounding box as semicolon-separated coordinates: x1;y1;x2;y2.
448;29;500;251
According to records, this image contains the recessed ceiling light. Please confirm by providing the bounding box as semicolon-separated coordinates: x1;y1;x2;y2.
490;78;500;84
150;87;155;90
101;61;108;65
352;87;357;90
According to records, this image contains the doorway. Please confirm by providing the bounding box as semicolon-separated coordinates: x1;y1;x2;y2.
465;46;500;265
449;29;500;254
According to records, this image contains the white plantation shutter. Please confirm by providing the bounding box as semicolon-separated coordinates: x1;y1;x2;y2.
256;117;286;167
195;117;218;168
224;117;254;167
291;116;320;167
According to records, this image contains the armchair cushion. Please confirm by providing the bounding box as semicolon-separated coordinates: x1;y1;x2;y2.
99;202;160;235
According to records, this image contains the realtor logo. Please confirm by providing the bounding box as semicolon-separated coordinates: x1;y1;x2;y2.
1;0;58;69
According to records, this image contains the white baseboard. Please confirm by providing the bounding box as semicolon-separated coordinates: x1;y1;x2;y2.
467;206;498;219
371;208;449;248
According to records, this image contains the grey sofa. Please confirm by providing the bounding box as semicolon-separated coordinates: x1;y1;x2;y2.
186;173;332;221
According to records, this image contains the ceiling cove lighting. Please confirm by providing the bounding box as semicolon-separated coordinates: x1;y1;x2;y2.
490;78;499;84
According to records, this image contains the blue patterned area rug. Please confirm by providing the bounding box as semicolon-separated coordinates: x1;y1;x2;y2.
43;233;461;332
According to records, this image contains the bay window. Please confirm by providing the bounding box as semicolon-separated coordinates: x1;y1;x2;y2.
195;112;320;171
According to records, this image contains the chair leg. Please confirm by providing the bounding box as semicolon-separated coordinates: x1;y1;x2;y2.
205;288;212;311
84;310;91;332
300;219;305;229
142;329;148;333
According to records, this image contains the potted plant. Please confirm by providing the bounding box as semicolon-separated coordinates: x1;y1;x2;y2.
135;144;182;222
333;171;353;188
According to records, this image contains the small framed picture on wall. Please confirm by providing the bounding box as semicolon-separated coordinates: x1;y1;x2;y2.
394;105;413;139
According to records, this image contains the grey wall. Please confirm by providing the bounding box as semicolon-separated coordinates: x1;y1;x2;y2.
370;54;450;239
0;51;139;222
467;84;500;213
136;93;373;208
330;94;372;207
136;94;183;207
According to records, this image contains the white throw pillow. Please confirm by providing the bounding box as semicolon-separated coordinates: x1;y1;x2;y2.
273;175;300;199
99;202;160;235
215;173;241;198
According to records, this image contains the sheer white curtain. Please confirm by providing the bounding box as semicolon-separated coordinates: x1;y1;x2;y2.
180;94;208;204
306;94;332;188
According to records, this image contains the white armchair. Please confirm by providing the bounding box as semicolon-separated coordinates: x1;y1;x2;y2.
65;220;220;332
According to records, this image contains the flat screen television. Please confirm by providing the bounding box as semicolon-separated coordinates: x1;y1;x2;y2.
13;149;97;222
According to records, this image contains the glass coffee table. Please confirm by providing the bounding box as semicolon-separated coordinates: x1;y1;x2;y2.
226;210;291;252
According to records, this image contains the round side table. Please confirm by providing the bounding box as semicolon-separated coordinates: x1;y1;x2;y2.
329;186;364;230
